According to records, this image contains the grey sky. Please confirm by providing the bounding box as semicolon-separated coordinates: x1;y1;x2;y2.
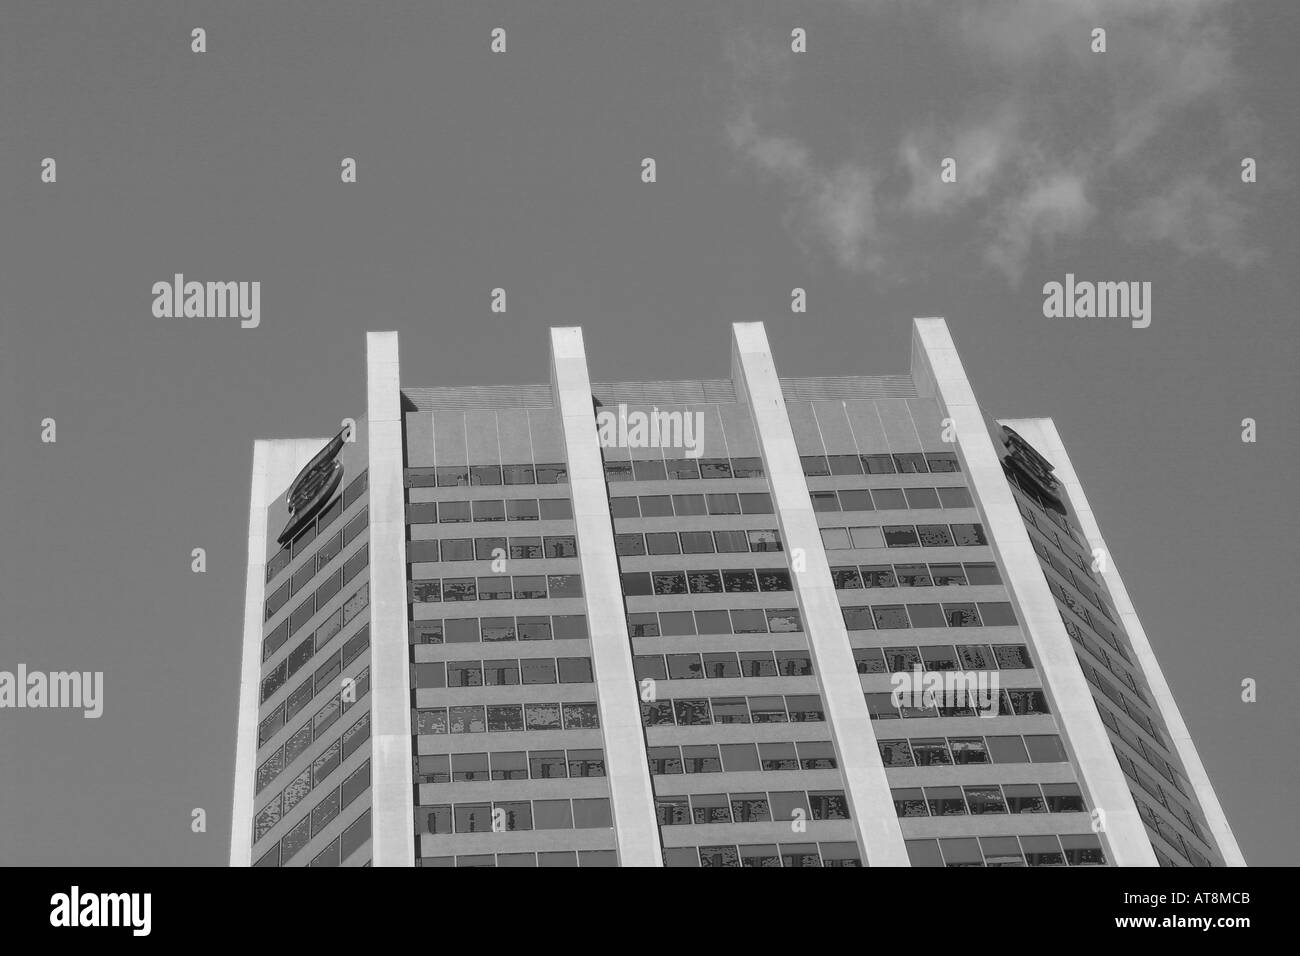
1;0;1295;864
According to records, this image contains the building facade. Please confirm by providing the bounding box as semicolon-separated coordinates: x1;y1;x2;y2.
230;319;1244;868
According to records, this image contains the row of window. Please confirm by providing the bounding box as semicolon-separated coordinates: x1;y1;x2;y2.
641;695;826;727
257;669;370;793
409;574;583;604
255;807;371;869
633;649;813;682
865;688;1051;720
1007;470;1083;545
654;734;1068;772
421;798;612;834
656;790;850;826
419;850;619;868
406;464;568;488
415;701;600;735
665;842;861;867
830;562;1001;590
604;456;764;482
406;496;573;525
412;656;594;689
267;471;368;581
415;748;607;784
610;492;774;518
407;535;578;563
626;608;804;637
1034;535;1114;623
273;513;370;611
906;833;1105;867
802;452;961;476
1134;793;1214;868
256;639;368;748
261;619;369;705
263;571;368;662
808;486;975;513
893;782;1086;818
1080;651;1165;755
878;733;1067;767
266;539;368;623
254;713;371;843
409;615;589;645
647;739;835;774
853;643;1033;674
621;567;793;596
840;601;1017;631
616;529;783;556
256;665;371;790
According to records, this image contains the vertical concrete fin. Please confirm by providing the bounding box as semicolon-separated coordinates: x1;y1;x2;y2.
550;326;664;866
366;330;416;866
911;317;1156;866
730;321;911;867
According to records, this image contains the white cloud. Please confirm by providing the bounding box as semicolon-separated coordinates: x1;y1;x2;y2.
1119;174;1260;267
725;0;1254;282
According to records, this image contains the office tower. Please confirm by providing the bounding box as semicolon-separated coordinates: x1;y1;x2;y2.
231;319;1244;867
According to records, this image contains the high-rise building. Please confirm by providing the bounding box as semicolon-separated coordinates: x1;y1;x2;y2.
230;319;1244;868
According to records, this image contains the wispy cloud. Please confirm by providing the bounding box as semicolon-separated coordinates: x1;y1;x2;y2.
724;0;1258;283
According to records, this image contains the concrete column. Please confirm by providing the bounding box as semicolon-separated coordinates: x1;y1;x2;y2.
1001;417;1245;866
550;327;663;867
911;317;1156;866
730;322;911;867
366;331;416;866
231;437;332;866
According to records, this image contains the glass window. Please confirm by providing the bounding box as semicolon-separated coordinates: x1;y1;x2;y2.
521;658;557;685
893;453;929;474
853;647;886;674
640;495;673;517
731;609;769;633
748;529;782;552
502;464;535;485
552;615;587;639
872;488;907;510
1004;784;1046;814
878;739;914;767
720;743;760;771
951;523;987;546
964;562;1001;585
937;486;974;509
926;452;961;473
448;705;486;733
800;456;830;477
679;531;714;554
944;603;982;627
979;602;1018;626
558;657;593;683
615;533;646;556
664;459;700;480
821;527;851;550
505;499;539;521
917;525;955;547
632;459;667;481
810;491;840;513
433;502;469;525
452;752;489;782
713;531;749;553
525;702;562;731
850;526;886;549
645;532;680;556
706;493;741;515
477;577;512;601
722;569;758;592
529;751;567;779
650;572;691;595
884;526;920;548
472;499;505;522
873;606;911;629
609;497;639;518
512;576;547;600
895;564;931;587
539;498;572;520
904;487;941;510
739;492;773;514
985;735;1030;764
964;786;1008;815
